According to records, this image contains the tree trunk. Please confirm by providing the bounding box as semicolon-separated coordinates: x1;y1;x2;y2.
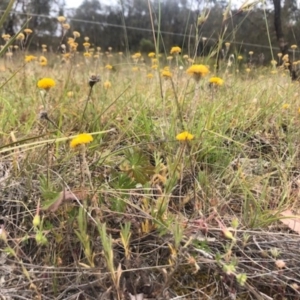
273;0;296;78
273;0;289;55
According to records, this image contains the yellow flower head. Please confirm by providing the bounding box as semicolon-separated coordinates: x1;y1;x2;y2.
70;133;93;148
25;55;37;62
147;73;154;79
148;52;155;58
24;28;32;34
67;91;74;98
271;60;277;66
282;103;290;109
161;69;172;79
103;80;111;89
68;37;75;44
70;42;78;51
84;52;91;57
16;33;25;40
39;56;47;66
176;131;194;141
57;16;66;23
249;51;254;55
73;31;80;38
187;64;209;80
209;76;224;86
170;46;181;55
2;34;10;41
37;78;55;90
237;55;243;60
63;23;70;30
105;64;113;70
291;44;297;50
132;52;142;59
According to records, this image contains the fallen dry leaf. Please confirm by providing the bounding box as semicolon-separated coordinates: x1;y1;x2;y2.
42;189;96;212
44;190;79;212
279;210;300;234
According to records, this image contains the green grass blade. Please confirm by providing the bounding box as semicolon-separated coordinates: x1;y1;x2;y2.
0;0;15;30
0;17;31;58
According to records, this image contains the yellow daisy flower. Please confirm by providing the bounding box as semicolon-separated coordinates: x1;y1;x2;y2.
37;78;55;90
16;33;25;40
176;131;194;141
161;69;172;78
170;46;181;55
187;64;209;77
39;56;48;66
103;81;111;89
25;55;37;62
132;52;142;59
73;31;80;38
24;28;32;34
70;133;93;148
57;16;66;23
63;23;70;30
187;64;209;81
209;76;224;86
282;103;290;109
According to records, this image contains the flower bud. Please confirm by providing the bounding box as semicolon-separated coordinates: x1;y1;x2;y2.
33;214;41;227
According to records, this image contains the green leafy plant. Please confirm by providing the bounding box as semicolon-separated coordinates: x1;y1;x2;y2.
75;206;95;267
120;149;155;184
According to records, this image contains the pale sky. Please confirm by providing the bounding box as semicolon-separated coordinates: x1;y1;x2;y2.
64;0;248;9
65;0;83;8
65;0;113;8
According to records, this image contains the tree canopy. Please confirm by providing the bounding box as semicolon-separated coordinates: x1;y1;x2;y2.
1;0;299;60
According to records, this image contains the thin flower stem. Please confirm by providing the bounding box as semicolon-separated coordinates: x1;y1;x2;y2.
44;115;63;134
80;86;93;130
78;150;84;187
170;78;185;131
40;91;47;111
